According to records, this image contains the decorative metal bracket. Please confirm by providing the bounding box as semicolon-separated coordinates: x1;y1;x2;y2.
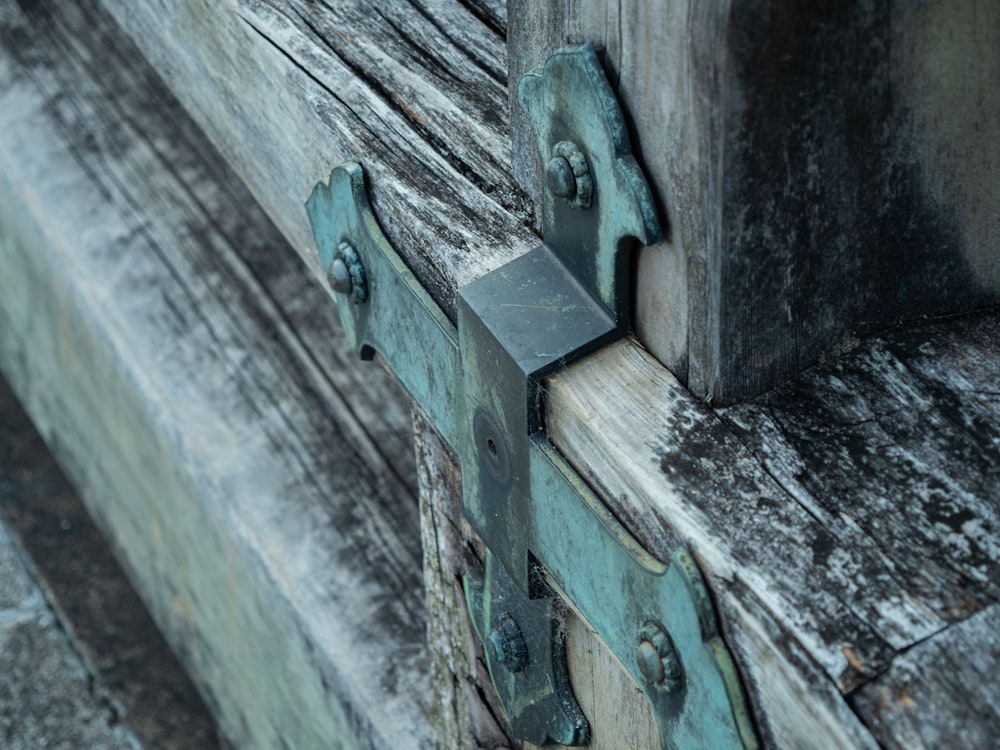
306;44;758;750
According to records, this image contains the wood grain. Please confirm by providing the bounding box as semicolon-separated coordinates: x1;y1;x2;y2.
547;340;884;748
719;313;1000;629
18;0;997;747
519;597;662;750
560;614;661;750
101;0;538;322
849;603;1000;750
0;2;430;746
418;403;662;750
547;314;1000;747
510;1;1000;403
415;412;516;750
100;2;673;744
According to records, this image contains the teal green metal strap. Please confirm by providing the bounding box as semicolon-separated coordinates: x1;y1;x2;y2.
306;166;461;449
306;44;758;750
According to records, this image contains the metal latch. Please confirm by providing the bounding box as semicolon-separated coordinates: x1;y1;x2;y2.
307;44;758;749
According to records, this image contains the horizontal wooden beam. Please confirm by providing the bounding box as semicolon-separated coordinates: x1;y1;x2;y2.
548;341;880;749
548;319;1000;747
102;0;536;321
0;3;430;747
107;0;1000;406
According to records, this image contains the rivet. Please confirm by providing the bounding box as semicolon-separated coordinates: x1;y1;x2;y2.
637;639;665;683
327;241;367;304
547;140;593;209
546;156;576;198
637;622;684;692
327;257;351;294
489;612;528;673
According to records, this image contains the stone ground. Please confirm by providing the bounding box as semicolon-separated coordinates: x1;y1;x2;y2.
0;376;223;750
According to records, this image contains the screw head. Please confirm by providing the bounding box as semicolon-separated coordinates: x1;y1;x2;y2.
488;612;528;673
546;156;576;198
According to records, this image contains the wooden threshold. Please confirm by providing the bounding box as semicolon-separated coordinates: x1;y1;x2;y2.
548;327;1000;748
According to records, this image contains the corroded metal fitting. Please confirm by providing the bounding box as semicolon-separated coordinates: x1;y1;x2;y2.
545;140;593;209
489;612;529;674
327;240;368;304
637;621;684;692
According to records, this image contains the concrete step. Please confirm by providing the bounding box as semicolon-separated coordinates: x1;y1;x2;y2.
0;376;222;750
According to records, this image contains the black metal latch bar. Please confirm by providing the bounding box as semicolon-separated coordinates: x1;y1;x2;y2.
306;44;757;750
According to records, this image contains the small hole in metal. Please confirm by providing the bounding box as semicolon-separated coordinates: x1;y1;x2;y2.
487;438;498;456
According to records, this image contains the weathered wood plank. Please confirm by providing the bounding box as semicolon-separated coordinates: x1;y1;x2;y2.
548;314;1000;746
415;412;515;749
510;1;1000;402
547;340;884;748
102;3;691;743
0;376;222;748
0;2;431;747
850;603;1000;750
719;312;1000;626
102;0;538;321
71;0;1000;746
100;2;601;743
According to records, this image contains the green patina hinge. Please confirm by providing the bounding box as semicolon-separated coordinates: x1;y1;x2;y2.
306;44;758;750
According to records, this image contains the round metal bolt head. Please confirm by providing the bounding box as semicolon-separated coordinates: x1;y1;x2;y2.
637;639;665;684
327;257;352;294
488;612;528;673
546;156;577;199
637;621;684;692
547;141;593;209
328;241;368;304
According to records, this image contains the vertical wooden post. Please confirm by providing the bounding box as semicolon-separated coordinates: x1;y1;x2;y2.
509;0;1000;403
415;413;515;749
